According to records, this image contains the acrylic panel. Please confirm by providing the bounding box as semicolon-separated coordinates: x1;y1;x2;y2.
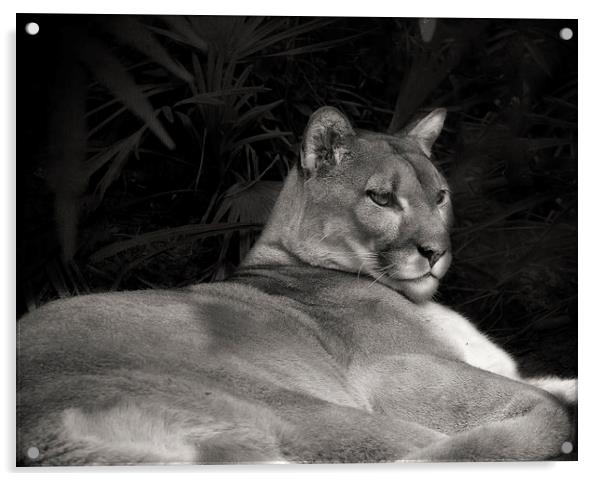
17;14;577;465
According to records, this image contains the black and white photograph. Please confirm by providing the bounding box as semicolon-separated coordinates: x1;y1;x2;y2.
15;11;578;467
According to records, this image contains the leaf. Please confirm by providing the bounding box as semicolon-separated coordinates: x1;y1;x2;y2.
264;31;369;57
149;26;205;52
93;128;146;202
162;105;174;123
191;52;204;93
233;64;254;89
230;130;292;152
189;16;278;59
160;16;209;53
175;86;269;106
84;128;145;177
523;38;552;77
105;16;194;82
87;86;174;137
90;223;262;261
235;18;334;59
85;84;171;119
77;36;175;150
174;111;204;148
232;100;283;127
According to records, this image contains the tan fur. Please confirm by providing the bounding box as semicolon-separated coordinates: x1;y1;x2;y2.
17;107;576;465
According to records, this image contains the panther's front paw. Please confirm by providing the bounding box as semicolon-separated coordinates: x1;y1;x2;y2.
526;377;577;404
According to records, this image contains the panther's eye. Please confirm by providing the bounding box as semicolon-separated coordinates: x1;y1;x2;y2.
436;189;449;206
367;190;393;207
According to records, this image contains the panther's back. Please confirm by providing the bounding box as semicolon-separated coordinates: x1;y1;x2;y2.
18;270;454;465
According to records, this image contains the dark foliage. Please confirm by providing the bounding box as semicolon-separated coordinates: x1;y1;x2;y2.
17;15;577;378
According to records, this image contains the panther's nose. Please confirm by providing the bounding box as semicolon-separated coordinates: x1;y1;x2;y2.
417;245;446;268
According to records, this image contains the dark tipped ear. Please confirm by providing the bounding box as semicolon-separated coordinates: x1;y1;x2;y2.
300;106;355;176
403;108;446;156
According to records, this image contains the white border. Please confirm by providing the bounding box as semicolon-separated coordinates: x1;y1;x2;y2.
2;1;597;480
4;0;583;18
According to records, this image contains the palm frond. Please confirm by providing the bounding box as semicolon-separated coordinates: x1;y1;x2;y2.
78;37;175;149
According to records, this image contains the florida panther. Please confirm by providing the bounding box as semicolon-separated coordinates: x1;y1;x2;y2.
17;106;576;464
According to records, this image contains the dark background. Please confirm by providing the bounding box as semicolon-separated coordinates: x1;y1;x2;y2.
17;15;577;379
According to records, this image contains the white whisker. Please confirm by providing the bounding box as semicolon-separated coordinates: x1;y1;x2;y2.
369;270;389;288
357;259;369;279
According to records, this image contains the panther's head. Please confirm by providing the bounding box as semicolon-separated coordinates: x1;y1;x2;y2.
250;106;452;303
291;106;453;303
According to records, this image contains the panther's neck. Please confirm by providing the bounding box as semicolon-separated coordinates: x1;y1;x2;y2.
242;167;308;268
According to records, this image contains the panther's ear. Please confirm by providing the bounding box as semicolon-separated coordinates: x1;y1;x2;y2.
301;107;355;177
404;108;446;157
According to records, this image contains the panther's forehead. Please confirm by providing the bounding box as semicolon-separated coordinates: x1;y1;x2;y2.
354;133;445;192
356;130;410;154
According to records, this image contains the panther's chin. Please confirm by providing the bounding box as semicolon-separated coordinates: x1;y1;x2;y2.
379;273;439;303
